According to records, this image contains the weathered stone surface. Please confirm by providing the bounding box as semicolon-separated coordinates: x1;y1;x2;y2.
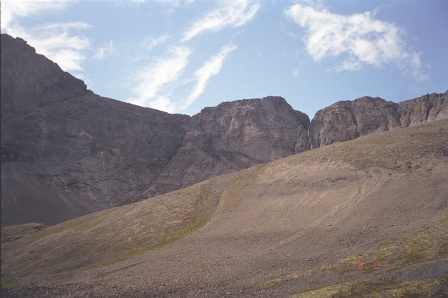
399;92;448;127
153;97;310;194
309;93;447;148
309;97;400;148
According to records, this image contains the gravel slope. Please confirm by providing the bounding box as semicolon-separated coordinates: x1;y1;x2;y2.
2;120;448;297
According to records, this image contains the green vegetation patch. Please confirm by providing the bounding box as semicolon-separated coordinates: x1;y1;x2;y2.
378;214;448;270
1;223;47;243
1;275;20;289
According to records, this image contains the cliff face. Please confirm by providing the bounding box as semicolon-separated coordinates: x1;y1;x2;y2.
1;33;447;226
399;92;448;127
309;93;447;148
152;97;310;196
309;97;401;148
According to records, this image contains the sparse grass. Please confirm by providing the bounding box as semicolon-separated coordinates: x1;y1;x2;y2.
258;277;284;289
218;165;265;212
1;183;219;282
1;275;20;289
99;192;213;267
290;278;447;298
1;223;47;243
377;215;448;270
258;215;448;293
290;282;354;298
257;273;302;290
376;242;400;257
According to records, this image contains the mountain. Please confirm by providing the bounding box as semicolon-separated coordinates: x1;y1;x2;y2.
1;33;447;226
0;34;309;226
2;118;447;297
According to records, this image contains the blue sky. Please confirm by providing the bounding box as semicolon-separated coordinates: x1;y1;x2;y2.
2;0;447;118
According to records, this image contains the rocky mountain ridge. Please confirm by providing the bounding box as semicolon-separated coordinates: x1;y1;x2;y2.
310;93;447;148
1;33;447;225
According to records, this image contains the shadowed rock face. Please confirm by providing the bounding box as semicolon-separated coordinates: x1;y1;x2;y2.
1;33;447;226
0;34;90;122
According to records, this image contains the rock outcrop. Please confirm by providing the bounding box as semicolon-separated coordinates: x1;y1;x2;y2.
399;92;448;127
1;33;447;226
151;98;310;196
309;93;447;148
1;34;90;122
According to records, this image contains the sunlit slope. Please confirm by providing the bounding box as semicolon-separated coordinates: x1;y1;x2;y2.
2;119;448;297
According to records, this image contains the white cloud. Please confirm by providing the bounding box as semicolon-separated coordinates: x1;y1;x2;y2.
143;96;179;114
1;0;91;73
131;0;191;4
5;23;91;72
183;44;237;109
1;0;75;29
93;41;116;61
131;0;193;14
130;46;191;111
142;35;170;50
285;3;428;80
182;0;260;42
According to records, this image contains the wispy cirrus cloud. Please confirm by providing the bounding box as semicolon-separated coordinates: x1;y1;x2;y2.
129;46;191;112
285;3;428;80
141;35;171;50
6;22;91;72
1;0;91;73
181;0;260;42
183;44;237;109
131;0;194;14
130;0;259;113
1;0;75;28
129;44;237;113
93;41;117;61
131;0;193;5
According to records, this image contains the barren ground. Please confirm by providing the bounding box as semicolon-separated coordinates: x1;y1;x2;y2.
2;120;448;297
